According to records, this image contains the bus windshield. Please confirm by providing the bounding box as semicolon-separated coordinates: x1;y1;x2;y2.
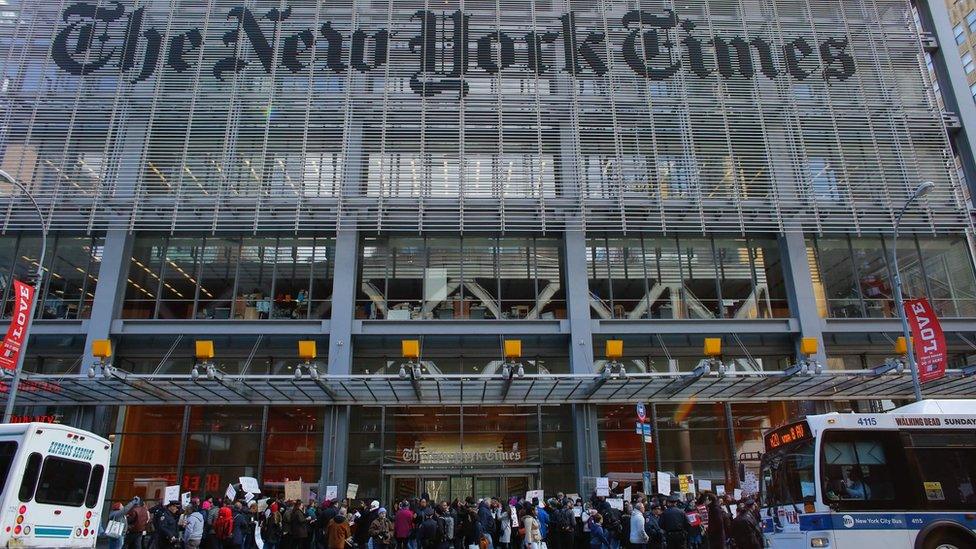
761;439;816;507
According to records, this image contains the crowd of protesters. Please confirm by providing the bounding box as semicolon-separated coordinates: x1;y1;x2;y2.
105;487;764;549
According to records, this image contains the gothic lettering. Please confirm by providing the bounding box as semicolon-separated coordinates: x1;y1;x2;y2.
51;3;859;95
622;10;680;80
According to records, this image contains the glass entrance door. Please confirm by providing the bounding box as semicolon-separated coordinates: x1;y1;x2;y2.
389;472;535;503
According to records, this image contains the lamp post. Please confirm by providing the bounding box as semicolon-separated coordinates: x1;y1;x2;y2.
891;181;935;403
0;169;48;422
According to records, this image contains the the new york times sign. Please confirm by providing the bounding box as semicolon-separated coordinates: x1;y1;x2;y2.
52;2;856;97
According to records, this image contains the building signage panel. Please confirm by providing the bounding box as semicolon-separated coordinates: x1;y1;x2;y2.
0;280;35;371
0;0;962;234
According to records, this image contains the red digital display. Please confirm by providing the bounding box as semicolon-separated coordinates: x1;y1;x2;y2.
764;421;811;451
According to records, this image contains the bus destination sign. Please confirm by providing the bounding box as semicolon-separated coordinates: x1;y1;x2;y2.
764;421;812;451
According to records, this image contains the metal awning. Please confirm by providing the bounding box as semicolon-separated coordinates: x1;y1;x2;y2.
3;369;975;406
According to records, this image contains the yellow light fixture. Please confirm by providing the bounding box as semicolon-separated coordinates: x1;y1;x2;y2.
703;338;722;358
401;339;420;360
799;337;818;356
894;336;912;355
298;340;317;361
91;339;112;359
195;340;215;361
504;340;522;360
605;340;623;360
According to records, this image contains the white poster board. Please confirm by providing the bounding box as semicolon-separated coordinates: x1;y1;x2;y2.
164;485;180;504
623;486;632;503
239;476;260;494
607;498;624;510
698;480;712;492
225;484;237;502
595;477;610;497
656;472;671;495
181;491;191;508
525;490;544;504
346;483;359;499
716;485;726;496
326;485;338;501
284;480;302;501
733;489;743;500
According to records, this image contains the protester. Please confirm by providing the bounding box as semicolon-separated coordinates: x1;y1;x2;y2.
630;502;650;549
731;500;763;549
183;503;206;549
521;506;542;549
326;512;352;549
370;507;396;549
588;513;610;549
263;502;284;549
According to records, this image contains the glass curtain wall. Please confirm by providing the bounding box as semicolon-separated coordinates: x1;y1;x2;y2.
358;236;564;320
808;235;976;318
599;401;801;487
586;235;788;319
347;405;575;502
0;234;102;319
122;236;334;319
112;406;323;501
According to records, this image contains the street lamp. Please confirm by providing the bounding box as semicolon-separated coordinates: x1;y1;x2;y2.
0;169;49;422
891;181;935;402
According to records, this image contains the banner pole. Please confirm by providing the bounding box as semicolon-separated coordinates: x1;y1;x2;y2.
1;170;48;422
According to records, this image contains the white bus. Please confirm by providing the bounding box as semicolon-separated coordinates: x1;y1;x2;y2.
759;399;976;549
0;423;111;547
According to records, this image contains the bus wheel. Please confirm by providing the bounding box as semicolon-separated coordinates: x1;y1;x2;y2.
923;530;975;549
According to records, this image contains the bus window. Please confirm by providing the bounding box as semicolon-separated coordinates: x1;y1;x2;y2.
761;439;816;507
18;452;41;502
34;456;91;507
85;465;104;508
821;431;910;509
0;441;17;495
904;431;976;510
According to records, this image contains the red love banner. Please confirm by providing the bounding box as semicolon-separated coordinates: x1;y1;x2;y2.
0;280;35;371
904;298;947;384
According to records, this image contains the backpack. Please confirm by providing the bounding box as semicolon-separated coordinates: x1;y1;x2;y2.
214;512;234;541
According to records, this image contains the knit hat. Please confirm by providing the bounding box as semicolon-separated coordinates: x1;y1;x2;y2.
370;500;380;511
378;508;387;515
201;500;212;511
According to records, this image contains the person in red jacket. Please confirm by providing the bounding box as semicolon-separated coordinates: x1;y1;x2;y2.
394;501;415;549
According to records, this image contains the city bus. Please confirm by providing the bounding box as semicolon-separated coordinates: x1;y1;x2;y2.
760;399;976;549
0;423;111;547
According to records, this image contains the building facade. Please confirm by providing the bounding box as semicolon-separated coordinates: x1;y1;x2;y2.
1;0;975;505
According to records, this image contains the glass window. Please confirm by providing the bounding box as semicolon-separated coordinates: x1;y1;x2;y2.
197;237;240;320
85;465;104;508
820;431;910;509
964;53;975;74
955;23;966;45
0;441;17;495
38;236;101;320
904;431;976;510
157;238;202;319
123;238;163;319
917;237;976;317
35;456;91;507
19;452;41;502
761;439;815;507
967;11;976;33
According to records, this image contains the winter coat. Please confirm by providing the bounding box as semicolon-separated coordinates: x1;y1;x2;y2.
522;515;542;543
732;513;763;549
183;511;205;543
126;505;150;533
369;516;394;542
395;508;415;538
262;513;283;544
495;509;512;543
231;509;248;547
589;522;611;549
291;507;309;539
629;511;650;544
706;502;728;549
327;515;352;549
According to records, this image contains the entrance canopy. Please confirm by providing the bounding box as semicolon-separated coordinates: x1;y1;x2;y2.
5;368;975;406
